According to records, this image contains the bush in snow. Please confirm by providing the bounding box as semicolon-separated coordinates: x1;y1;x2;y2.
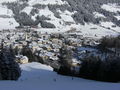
33;4;46;9
40;21;56;28
36;15;51;21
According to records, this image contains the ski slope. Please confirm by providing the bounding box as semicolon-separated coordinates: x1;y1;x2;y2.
0;62;119;90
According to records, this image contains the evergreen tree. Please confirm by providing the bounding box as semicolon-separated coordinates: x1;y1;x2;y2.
0;43;21;80
58;45;73;75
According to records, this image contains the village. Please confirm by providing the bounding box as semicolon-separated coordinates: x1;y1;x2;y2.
0;28;99;74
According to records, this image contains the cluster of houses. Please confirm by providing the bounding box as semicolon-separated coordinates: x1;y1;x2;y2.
0;28;98;74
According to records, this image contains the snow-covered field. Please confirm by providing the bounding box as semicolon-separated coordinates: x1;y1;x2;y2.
0;18;19;30
0;62;119;90
0;2;19;30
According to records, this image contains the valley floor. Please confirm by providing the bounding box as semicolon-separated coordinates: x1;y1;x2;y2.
0;62;120;90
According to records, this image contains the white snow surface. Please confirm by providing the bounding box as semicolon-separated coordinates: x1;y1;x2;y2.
100;22;120;33
0;18;19;30
115;15;120;20
0;62;120;90
22;6;33;15
0;0;17;3
28;0;67;5
0;5;13;16
93;12;106;18
101;3;120;13
0;1;19;30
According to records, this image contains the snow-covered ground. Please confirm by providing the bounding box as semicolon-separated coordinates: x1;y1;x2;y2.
0;0;17;3
0;18;19;30
0;2;19;30
0;62;120;90
100;22;120;33
115;15;120;20
28;0;67;5
93;12;106;18
101;3;120;13
75;23;119;38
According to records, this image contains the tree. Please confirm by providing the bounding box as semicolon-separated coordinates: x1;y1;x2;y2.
79;54;120;82
79;55;101;80
59;45;73;67
0;46;21;80
58;45;73;75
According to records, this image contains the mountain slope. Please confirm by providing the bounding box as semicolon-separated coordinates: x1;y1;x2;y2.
0;0;120;38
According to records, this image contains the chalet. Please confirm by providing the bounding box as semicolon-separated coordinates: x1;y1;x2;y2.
70;58;81;74
37;33;50;40
51;39;63;46
13;43;23;49
46;46;52;51
16;55;29;64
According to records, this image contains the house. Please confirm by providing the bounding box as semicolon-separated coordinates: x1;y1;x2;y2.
53;49;60;53
38;39;43;44
16;55;29;64
52;39;63;45
20;41;28;46
40;34;50;40
70;58;81;74
14;43;23;49
47;46;52;51
49;56;59;61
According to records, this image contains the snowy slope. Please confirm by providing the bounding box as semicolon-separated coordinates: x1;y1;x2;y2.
101;3;120;13
0;0;120;38
28;0;67;5
0;0;17;3
0;1;19;30
0;62;120;90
